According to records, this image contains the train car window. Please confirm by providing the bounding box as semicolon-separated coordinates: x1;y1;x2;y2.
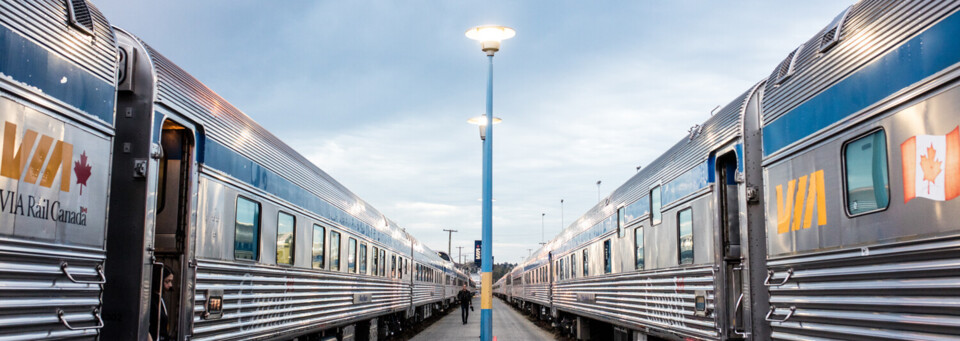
635;226;644;270
276;212;295;265
347;237;357;273
391;255;397;278
559;258;565;280
380;249;386;276
312;224;325;269
603;239;612;274
617;206;626;238
651;186;662;225
372;246;380;275
582;249;589;276
359;243;368;274
570;254;577;279
330;231;341;271
678;208;694;265
234;197;261;261
844;130;890;215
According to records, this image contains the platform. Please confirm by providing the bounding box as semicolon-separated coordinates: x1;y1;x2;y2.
410;297;555;341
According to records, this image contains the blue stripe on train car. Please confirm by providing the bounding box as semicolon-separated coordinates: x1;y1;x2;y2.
203;138;409;251
762;10;960;157
0;25;115;124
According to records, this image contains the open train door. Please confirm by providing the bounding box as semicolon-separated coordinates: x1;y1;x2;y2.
715;150;746;339
149;117;197;341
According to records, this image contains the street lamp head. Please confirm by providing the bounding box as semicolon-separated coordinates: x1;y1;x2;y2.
467;115;503;140
465;25;515;55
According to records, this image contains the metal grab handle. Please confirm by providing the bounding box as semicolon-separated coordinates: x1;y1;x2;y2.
58;309;104;330
61;262;106;284
764;306;796;323
763;268;793;286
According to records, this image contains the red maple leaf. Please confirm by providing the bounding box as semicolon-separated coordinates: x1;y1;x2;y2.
920;144;942;194
73;151;92;195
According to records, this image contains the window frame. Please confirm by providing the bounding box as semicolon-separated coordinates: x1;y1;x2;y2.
582;249;589;277
234;196;262;261
678;208;694;265
842;128;891;217
650;185;662;225
635;226;645;270
359;243;368;274
311;224;326;269
347;237;358;273
603;239;612;274
330;230;341;271
276;211;296;266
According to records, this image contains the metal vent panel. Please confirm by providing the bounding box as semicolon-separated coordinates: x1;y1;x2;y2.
762;0;960;126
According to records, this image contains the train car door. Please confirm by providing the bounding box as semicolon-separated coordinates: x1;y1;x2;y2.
715;151;745;339
150;117;197;341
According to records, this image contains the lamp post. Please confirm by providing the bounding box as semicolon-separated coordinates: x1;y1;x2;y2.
466;24;514;341
597;180;602;202
541;213;545;245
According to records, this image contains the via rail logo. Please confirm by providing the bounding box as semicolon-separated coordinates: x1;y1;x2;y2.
775;170;827;234
1;121;92;194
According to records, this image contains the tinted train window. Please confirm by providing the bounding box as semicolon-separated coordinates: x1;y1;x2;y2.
651;186;662;225
678;208;694;265
845;130;889;215
570;254;576;279
347;237;357;273
277;212;295;265
391;255;397;278
617;206;626;238
372;246;379;275
359;243;368;274
234;197;261;261
635;226;644;270
380;249;386;276
312;224;325;268
330;231;341;271
582;249;589;276
559;258;565;280
603;239;612;274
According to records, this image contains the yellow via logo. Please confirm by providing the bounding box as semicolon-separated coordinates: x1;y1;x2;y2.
776;170;827;234
1;121;73;192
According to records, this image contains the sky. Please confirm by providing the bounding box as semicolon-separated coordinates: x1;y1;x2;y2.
94;1;853;265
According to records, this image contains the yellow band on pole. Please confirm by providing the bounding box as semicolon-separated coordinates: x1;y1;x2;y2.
481;272;493;309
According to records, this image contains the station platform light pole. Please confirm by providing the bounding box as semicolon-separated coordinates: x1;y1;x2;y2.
466;24;514;341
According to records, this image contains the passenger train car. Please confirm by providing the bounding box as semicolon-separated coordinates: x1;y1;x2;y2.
500;1;960;340
0;1;471;340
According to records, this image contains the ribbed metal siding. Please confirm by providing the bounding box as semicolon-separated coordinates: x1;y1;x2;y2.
412;283;443;307
553;265;717;340
765;238;960;340
0;241;104;341
762;0;960;125
0;0;116;87
520;283;550;306
548;89;749;250
191;260;407;341
139;43;387;233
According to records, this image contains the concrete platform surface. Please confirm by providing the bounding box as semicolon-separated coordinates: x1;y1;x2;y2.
410;297;556;341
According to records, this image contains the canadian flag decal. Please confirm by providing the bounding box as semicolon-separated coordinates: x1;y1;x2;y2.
901;126;960;203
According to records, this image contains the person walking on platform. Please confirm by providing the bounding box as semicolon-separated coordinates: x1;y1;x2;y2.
457;285;473;324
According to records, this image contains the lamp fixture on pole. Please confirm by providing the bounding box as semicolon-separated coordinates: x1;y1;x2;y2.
466;24;514;341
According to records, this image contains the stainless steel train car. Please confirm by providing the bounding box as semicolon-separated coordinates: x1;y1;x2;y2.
501;1;960;340
0;1;471;340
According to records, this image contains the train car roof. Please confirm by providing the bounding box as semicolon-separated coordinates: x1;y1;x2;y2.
123;33;432;255
528;84;755;261
760;1;960;157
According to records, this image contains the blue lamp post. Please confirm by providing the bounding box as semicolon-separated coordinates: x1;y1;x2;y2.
466;24;514;341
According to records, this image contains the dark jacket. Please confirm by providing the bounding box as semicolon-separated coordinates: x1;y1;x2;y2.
457;289;473;306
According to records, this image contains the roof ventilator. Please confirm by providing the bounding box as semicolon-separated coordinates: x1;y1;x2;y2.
774;44;805;85
66;0;94;36
819;6;852;53
688;124;703;141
